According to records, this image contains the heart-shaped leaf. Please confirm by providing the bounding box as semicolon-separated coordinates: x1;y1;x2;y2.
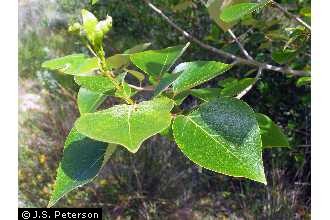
75;97;174;153
173;97;266;183
48;128;116;207
172;61;232;94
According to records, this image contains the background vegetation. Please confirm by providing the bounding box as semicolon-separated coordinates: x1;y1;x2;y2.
19;0;310;219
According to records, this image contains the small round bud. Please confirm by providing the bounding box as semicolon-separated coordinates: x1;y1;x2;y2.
68;22;82;33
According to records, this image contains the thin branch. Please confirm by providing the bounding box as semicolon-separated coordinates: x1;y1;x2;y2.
236;67;263;99
271;0;311;31
143;0;310;76
228;29;254;60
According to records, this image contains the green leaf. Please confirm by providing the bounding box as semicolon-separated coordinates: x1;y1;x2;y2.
75;97;174;153
206;0;247;31
107;54;130;69
75;75;115;93
114;82;134;100
172;97;266;184
218;77;237;87
153;72;181;97
114;73;136;100
124;42;152;54
42;55;99;76
91;0;99;5
42;54;85;70
220;3;263;23
256;113;290;148
220;78;255;97
77;88;106;114
130;43;190;77
271;49;296;64
170;90;190;105
172;61;232;94
191;88;222;101
125;69;145;82
106;43;152;70
48;128;116;207
296;76;311;87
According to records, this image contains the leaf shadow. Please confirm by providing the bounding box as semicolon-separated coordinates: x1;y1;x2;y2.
61;137;108;181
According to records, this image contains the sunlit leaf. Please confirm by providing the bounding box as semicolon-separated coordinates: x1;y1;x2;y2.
75;97;174;153
75;75;115;93
173;97;266;183
220;2;266;23
296;76;311;87
172;61;232;94
206;0;247;31
42;55;98;76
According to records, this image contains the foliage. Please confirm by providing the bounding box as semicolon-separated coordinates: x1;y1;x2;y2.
19;0;310;218
39;3;302;206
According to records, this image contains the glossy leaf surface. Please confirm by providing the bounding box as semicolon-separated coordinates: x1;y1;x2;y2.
48;128;116;207
130;43;190;76
172;61;232;94
173;97;266;183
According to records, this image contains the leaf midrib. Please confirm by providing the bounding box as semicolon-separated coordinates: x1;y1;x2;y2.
186;115;255;174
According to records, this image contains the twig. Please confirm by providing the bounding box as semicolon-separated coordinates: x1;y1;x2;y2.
271;0;311;31
236;67;263;99
228;29;254;60
143;0;310;76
